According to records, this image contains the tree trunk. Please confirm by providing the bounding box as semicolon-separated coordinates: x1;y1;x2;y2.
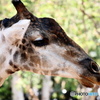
11;73;24;100
41;76;51;100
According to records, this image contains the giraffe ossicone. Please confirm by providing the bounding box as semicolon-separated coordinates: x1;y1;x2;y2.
0;0;100;88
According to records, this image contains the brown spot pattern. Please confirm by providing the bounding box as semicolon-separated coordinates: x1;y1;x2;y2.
29;62;34;66
13;51;19;62
9;60;13;66
22;39;26;44
6;69;15;74
0;77;3;82
30;55;40;64
20;52;27;62
27;48;34;53
23;65;30;70
32;69;39;73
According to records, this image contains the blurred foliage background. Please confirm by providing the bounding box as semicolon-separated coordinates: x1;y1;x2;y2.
0;0;100;100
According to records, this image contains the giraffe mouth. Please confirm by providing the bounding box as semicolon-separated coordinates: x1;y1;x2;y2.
78;74;100;88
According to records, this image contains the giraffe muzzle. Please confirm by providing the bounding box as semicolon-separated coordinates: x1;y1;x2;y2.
79;58;100;87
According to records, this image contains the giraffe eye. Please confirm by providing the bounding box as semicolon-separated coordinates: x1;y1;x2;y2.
31;38;49;47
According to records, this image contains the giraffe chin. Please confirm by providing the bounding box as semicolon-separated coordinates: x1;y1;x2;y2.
0;79;5;87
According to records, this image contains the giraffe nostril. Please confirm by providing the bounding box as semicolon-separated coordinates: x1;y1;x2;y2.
91;62;99;73
79;58;100;74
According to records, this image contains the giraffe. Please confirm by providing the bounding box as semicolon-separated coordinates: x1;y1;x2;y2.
0;0;100;88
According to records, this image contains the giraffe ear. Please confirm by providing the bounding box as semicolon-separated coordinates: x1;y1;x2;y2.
3;19;30;44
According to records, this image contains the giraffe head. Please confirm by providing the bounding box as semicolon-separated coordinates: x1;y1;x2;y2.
0;0;100;87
